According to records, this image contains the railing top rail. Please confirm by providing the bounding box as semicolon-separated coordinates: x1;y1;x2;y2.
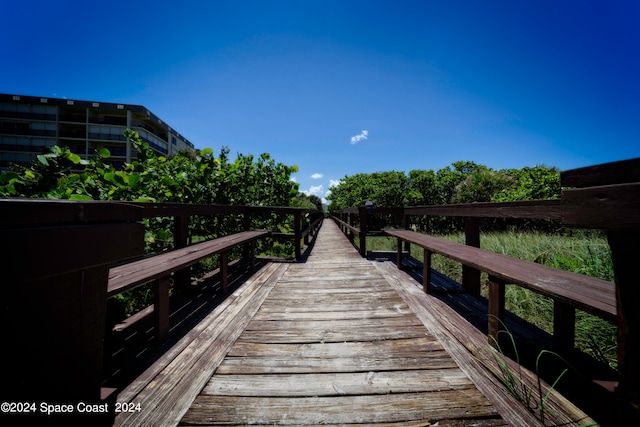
332;207;404;215
0;198;321;227
404;199;561;219
561;157;640;188
331;199;562;220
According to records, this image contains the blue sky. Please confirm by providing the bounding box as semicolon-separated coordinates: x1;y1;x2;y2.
2;1;639;203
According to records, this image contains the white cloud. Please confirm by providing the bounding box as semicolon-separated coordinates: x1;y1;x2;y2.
290;176;297;182
311;173;323;179
303;184;324;197
350;130;368;144
329;179;341;188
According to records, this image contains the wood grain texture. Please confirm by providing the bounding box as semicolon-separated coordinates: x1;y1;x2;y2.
113;262;289;426
375;260;596;427
560;157;640;188
114;219;596;426
179;220;501;426
385;228;616;320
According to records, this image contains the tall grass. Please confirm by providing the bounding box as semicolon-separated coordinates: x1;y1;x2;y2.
366;230;617;369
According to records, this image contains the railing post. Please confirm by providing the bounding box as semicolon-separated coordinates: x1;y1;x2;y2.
154;277;170;343
294;210;301;260
243;207;252;260
359;207;367;257
607;230;640;422
488;275;506;346
221;250;229;291
553;300;576;351
173;215;191;288
403;212;411;254
2;211;144;424
423;249;432;293
348;213;355;243
462;217;481;295
396;237;403;269
303;213;310;245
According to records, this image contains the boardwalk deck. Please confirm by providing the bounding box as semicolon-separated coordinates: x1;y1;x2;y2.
114;220;593;426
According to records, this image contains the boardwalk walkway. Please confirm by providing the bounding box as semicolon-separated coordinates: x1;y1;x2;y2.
114;220;590;426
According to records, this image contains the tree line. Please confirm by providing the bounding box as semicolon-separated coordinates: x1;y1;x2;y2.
327;161;562;233
327;160;561;209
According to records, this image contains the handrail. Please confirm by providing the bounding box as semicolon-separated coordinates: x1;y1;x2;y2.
0;199;321;226
330;157;640;421
404;199;562;219
0;198;323;418
331;200;562;258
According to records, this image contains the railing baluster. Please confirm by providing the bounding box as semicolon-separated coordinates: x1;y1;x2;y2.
423;249;432;293
154;277;170;343
553;300;576;351
462;217;481;295
488;275;506;346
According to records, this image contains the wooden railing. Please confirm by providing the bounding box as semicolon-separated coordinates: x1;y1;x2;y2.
332;157;640;422
0;200;322;425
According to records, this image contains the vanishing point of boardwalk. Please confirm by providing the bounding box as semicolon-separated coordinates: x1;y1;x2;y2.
116;220;508;425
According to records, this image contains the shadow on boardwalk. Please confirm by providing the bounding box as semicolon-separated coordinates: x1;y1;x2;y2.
109;221;596;426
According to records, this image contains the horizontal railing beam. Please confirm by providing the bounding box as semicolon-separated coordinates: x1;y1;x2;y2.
404;199;562;219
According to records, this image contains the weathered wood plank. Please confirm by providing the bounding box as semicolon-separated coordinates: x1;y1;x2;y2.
215;352;457;375
375;261;596;427
264;289;401;301
561;182;640;230
385;228;616;321
252;308;413;321
267;282;394;293
181;220;502;425
239;317;427;344
114;262;283;404
108;230;269;295
560;157;640;188
404;199;562;220
256;300;410;313
226;337;444;357
114;262;289;427
181;392;499;425
203;369;475;397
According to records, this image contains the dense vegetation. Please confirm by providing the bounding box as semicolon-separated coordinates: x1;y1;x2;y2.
327;161;562;234
1;129;301;205
327;160;560;208
0;130;319;245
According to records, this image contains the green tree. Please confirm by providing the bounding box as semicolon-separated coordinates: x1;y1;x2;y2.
452;169;514;203
406;169;438;206
433;161;488;204
327;171;407;210
493;166;561;202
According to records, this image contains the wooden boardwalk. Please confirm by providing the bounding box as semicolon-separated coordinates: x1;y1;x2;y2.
114;220;591;426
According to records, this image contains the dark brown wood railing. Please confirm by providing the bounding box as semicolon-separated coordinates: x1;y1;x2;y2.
332;157;640;421
0;200;322;425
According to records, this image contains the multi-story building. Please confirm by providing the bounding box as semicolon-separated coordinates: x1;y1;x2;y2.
0;93;194;170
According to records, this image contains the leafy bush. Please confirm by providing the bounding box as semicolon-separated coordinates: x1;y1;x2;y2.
1;129;300;207
1;130;306;316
